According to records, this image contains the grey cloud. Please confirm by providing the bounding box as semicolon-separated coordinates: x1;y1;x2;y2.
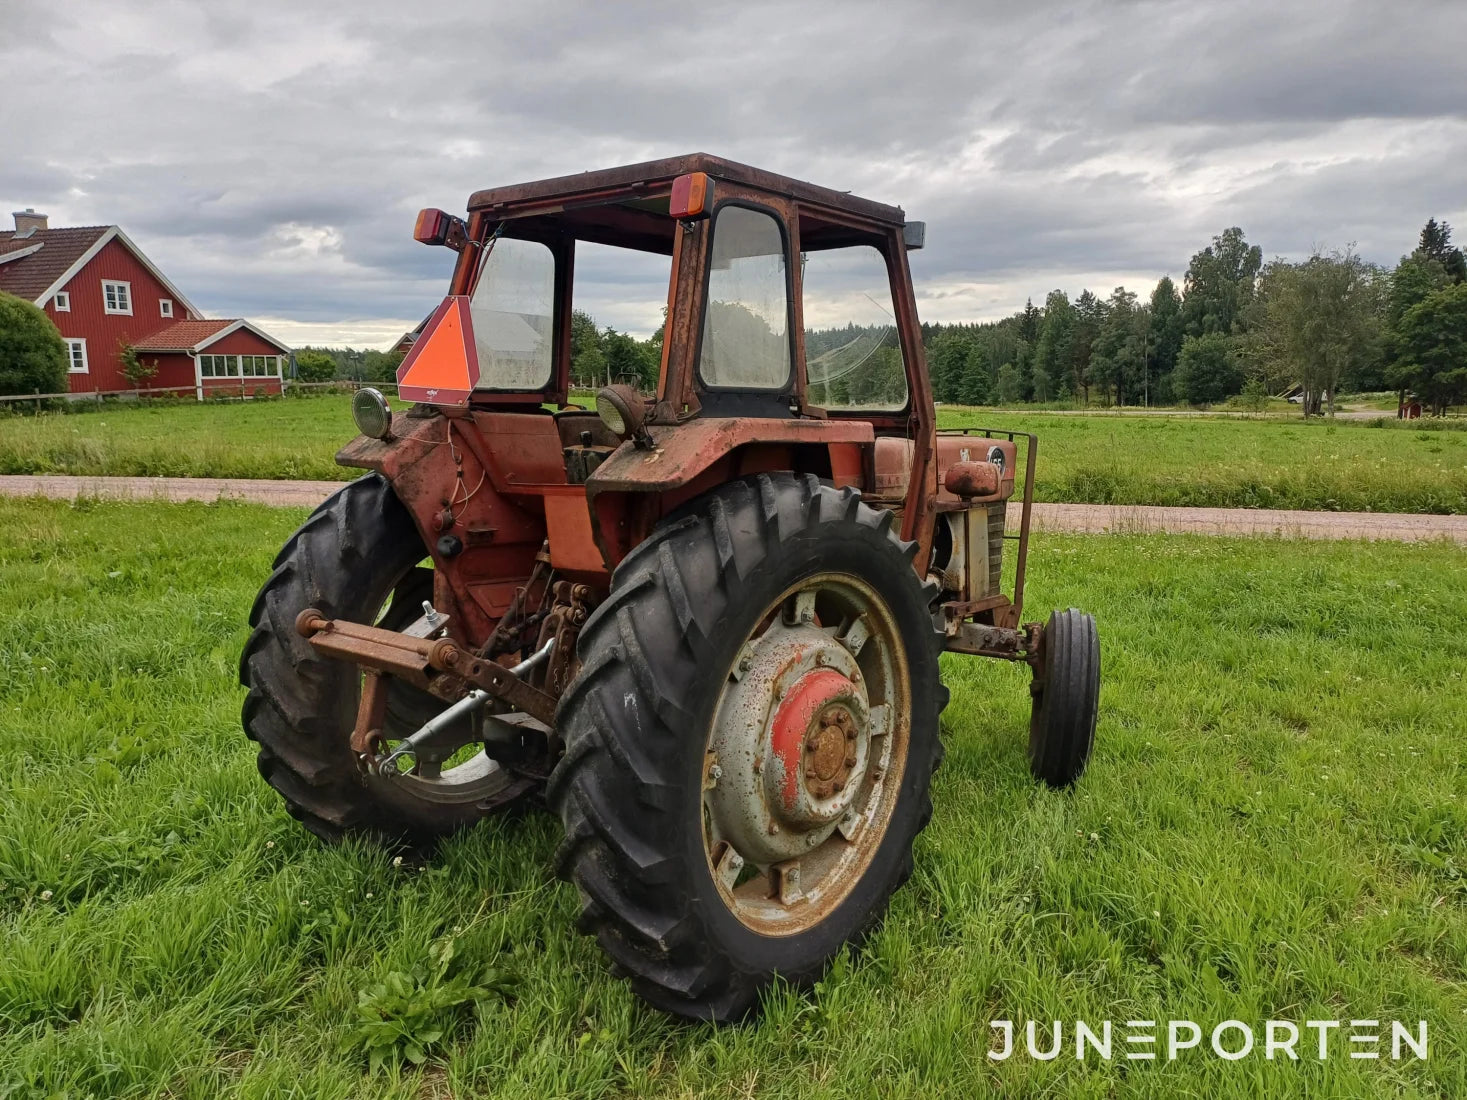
3;0;1465;343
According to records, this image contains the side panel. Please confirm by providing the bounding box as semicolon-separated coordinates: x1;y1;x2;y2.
584;417;875;567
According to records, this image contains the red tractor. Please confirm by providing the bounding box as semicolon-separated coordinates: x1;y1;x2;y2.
241;155;1099;1021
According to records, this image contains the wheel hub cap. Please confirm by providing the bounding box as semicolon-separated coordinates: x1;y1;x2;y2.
708;622;872;864
768;670;866;826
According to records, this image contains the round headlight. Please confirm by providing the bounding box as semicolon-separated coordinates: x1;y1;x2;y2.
595;384;645;441
595;390;627;436
352;387;392;440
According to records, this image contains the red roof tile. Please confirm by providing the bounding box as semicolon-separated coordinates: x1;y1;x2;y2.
131;319;238;352
0;226;111;303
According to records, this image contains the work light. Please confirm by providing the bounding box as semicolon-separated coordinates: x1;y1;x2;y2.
595;384;645;441
352;387;393;440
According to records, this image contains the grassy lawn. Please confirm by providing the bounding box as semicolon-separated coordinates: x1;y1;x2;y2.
3;395;1466;513
937;408;1467;514
1;498;1463;1097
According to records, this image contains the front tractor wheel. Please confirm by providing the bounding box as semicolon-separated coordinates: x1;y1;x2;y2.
239;474;521;846
1027;608;1101;788
549;474;947;1021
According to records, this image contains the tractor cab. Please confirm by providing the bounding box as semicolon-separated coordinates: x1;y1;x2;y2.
344;154;1030;632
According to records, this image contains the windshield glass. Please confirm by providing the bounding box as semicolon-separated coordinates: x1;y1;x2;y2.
469;237;554;390
699;205;791;389
802;244;907;410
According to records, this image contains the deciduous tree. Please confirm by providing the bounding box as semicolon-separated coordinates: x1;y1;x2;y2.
1389;282;1467;415
1183;227;1262;338
1251;248;1383;416
1173;333;1242;406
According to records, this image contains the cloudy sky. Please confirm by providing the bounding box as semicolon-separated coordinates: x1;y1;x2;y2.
4;0;1465;347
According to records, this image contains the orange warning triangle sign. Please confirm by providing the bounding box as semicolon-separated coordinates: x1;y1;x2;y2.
396;295;480;405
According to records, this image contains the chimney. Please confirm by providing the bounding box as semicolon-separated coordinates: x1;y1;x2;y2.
12;208;48;236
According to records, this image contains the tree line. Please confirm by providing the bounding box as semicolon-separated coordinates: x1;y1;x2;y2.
922;218;1467;415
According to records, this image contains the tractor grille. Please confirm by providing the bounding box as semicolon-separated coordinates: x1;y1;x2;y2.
986;503;1005;596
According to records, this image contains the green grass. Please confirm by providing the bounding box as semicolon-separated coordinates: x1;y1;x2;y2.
938;409;1467;513
4;394;1467;513
1;499;1464;1097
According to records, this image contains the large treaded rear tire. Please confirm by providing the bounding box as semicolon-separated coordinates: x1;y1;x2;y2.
548;474;948;1021
239;473;508;845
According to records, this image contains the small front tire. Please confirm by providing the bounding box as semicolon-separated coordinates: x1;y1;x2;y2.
1027;608;1100;788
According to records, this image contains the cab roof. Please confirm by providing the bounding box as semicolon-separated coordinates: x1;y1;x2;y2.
467;153;908;229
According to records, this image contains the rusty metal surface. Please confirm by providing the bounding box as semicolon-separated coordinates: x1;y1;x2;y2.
703;573;909;936
297;610;436;688
943;621;1036;661
430;641;558;727
351;670;389;755
467;153;908;228
297;610;558;727
943;460;1002;500
586;417;875;494
938;428;1037;628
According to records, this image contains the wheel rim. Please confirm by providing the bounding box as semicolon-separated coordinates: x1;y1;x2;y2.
366;567;513;805
702;572;911;936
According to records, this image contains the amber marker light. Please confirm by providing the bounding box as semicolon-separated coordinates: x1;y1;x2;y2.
669;172;714;219
414;208;450;245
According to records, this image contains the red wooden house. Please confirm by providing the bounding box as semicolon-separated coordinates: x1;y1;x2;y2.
0;208;290;397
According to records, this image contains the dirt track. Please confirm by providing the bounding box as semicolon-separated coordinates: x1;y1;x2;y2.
2;474;1465;545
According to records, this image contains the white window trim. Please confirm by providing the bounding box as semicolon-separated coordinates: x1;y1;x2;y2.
54;291;71;312
67;338;89;373
159;298;173;317
102;279;133;315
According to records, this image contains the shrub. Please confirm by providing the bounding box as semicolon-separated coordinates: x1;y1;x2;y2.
118;343;159;389
295;349;337;383
0;290;67;397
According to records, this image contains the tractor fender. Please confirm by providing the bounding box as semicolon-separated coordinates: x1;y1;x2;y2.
585;416;874;567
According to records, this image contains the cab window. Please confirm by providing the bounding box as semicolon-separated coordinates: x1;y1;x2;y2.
699;205;791;389
470;237;555;390
801;244;907;411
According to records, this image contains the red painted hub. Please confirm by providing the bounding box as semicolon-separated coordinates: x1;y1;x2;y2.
769;668;858;812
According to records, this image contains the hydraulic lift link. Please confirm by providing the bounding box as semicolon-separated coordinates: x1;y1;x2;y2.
295;608;559;725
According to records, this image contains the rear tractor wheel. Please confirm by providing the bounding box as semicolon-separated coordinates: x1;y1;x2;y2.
239;474;524;846
550;474;948;1021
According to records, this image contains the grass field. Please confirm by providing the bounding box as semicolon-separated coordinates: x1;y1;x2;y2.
1;498;1463;1097
3;395;1466;513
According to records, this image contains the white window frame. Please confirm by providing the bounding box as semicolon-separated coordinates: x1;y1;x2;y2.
54;291;70;312
102;279;133;315
159;298;173;318
66;338;89;373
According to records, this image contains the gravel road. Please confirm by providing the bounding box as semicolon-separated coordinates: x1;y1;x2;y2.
3;474;1464;545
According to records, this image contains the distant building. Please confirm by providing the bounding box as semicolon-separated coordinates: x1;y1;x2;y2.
0;208;290;397
392;315;428;356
